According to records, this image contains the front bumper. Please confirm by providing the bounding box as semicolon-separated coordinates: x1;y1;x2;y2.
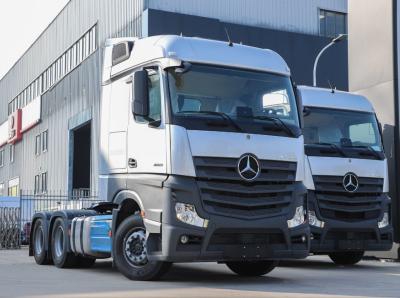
146;176;310;263
308;191;393;253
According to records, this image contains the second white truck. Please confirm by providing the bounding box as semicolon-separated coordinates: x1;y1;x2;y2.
299;86;393;265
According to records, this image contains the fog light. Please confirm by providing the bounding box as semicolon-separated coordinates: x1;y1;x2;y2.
378;212;389;229
175;203;208;228
287;206;305;228
309;210;325;228
180;235;189;244
301;235;307;243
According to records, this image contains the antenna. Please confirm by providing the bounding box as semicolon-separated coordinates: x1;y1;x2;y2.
224;27;234;47
327;80;336;93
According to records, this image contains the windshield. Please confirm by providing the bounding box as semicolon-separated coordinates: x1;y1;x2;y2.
167;64;300;137
304;107;384;159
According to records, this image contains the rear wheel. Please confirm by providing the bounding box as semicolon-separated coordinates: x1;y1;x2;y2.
329;251;364;266
226;260;278;276
32;219;50;265
113;215;171;281
51;218;79;268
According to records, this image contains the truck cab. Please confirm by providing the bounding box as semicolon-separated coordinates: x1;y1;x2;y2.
299;86;393;265
30;35;309;280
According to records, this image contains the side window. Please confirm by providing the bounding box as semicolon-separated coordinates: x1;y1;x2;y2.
148;69;161;122
135;68;161;123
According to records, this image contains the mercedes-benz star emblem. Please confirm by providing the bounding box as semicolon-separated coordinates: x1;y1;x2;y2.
237;154;260;181
343;173;359;193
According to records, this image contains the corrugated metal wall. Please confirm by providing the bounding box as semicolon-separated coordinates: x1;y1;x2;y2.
148;0;347;36
0;0;145;194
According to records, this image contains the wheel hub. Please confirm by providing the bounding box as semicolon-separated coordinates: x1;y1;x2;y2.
124;229;148;266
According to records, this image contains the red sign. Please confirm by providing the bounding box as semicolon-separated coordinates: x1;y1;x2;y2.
8;109;22;144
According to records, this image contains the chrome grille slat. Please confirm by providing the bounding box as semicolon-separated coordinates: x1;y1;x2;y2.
194;156;297;219
313;175;384;222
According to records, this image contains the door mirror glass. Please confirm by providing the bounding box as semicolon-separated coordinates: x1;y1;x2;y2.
132;70;149;117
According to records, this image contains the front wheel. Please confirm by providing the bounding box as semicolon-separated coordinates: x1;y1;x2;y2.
113;215;171;281
226;260;278;276
329;251;364;266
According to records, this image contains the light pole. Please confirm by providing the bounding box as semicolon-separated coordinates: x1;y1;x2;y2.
313;34;347;87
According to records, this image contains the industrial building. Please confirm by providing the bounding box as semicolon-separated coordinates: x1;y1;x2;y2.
0;0;348;197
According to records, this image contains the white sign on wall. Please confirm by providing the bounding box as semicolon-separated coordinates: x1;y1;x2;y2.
0;121;7;147
21;96;41;133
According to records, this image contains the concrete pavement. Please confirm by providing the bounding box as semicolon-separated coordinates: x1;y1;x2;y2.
0;249;399;298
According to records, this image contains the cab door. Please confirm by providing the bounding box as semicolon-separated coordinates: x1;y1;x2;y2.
127;67;168;174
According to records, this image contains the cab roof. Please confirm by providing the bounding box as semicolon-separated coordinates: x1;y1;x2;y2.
109;35;291;76
298;86;375;113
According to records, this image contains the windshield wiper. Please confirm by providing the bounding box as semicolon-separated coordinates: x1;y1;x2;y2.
249;115;296;137
345;145;382;160
177;111;244;132
310;142;347;157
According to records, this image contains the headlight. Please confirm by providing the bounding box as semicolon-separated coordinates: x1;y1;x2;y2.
309;210;325;228
287;206;306;228
378;212;389;229
175;203;208;228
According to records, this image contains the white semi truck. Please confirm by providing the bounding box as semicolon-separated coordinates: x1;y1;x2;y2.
29;35;309;280
299;86;393;265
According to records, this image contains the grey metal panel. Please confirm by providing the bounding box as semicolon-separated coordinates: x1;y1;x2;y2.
148;0;347;36
0;0;145;194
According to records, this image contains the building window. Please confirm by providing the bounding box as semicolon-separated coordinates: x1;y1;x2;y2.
0;183;4;196
34;175;40;194
0;149;4;167
34;172;48;194
10;145;15;163
8;177;19;197
35;134;41;156
42;130;48;152
319;9;347;38
41;172;48;193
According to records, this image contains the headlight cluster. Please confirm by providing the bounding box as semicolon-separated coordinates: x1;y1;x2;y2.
378;212;389;229
309;210;325;228
175;203;208;228
287;206;306;228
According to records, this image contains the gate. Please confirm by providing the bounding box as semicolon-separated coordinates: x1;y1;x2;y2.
0;207;20;249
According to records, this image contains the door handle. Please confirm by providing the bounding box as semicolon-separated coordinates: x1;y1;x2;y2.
128;158;137;168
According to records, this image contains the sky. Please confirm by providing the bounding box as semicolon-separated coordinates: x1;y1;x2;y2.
0;0;69;80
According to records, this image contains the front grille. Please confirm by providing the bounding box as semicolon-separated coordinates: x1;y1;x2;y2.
194;156;297;219
313;175;384;222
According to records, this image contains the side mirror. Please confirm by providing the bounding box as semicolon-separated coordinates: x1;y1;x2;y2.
132;70;149;117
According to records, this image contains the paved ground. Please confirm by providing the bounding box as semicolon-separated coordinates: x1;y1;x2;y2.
0;249;399;298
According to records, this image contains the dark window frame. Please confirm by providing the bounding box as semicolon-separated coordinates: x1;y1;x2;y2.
319;9;347;38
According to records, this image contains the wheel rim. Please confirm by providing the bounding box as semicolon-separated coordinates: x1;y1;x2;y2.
123;228;148;267
53;225;64;259
34;225;44;256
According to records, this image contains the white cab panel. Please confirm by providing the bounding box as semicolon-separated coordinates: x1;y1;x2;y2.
308;156;389;192
187;130;304;181
168;125;196;177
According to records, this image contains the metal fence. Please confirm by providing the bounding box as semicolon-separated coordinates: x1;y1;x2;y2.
0;208;20;249
0;191;101;250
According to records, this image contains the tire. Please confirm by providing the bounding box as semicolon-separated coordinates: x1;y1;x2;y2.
113;215;171;281
32;219;50;265
51;218;80;268
329;251;364;266
226;260;278;276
